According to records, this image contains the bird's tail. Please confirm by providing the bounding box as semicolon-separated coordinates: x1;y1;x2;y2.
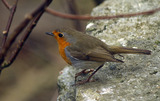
107;46;151;55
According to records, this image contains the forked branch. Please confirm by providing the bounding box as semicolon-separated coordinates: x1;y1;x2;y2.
1;0;18;49
2;0;11;9
0;0;53;71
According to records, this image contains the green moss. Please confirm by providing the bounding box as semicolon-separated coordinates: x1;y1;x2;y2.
155;41;160;45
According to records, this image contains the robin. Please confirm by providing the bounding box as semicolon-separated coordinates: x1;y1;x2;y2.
46;28;151;85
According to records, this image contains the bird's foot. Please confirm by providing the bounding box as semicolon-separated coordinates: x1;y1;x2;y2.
75;69;94;79
74;77;95;86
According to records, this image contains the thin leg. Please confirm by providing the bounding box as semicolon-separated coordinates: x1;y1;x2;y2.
75;69;86;79
118;54;124;58
86;64;104;82
76;64;104;85
75;69;94;79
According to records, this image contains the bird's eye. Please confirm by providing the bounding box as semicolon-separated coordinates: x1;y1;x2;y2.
58;33;63;37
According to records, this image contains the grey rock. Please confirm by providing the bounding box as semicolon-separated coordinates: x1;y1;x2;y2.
57;0;160;101
57;66;77;101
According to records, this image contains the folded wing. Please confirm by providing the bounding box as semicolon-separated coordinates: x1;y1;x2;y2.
67;46;123;63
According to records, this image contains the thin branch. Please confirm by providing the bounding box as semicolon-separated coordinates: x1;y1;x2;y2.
46;7;160;20
1;0;18;49
0;0;53;69
2;12;44;68
2;0;11;9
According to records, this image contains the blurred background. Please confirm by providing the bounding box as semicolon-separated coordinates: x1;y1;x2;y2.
0;0;103;101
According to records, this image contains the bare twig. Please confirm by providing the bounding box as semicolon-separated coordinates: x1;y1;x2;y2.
2;12;44;68
0;0;52;70
2;0;11;9
1;0;18;49
46;7;160;20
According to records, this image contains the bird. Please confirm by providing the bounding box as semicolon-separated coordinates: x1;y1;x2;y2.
46;28;151;85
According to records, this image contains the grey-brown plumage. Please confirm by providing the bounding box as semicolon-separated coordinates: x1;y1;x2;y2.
46;28;151;84
58;28;151;66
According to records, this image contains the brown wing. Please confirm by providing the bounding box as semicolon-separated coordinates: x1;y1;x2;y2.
68;46;123;63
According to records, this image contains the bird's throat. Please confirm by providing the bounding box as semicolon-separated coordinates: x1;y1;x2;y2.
57;39;71;64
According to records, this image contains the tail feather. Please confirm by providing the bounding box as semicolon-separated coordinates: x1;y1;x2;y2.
108;46;151;55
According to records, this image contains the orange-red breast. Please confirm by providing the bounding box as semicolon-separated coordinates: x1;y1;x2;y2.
46;28;151;84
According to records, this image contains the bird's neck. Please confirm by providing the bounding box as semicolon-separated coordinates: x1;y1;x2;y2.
57;39;70;48
57;39;71;64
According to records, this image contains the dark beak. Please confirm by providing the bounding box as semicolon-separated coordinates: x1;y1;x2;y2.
46;32;54;36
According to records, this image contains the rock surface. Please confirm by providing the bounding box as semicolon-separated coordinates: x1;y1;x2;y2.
57;0;160;101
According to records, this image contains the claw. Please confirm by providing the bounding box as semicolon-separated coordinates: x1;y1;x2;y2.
74;64;104;85
73;78;95;86
75;69;94;79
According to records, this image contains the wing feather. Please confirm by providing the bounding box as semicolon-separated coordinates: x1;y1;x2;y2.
67;46;123;63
